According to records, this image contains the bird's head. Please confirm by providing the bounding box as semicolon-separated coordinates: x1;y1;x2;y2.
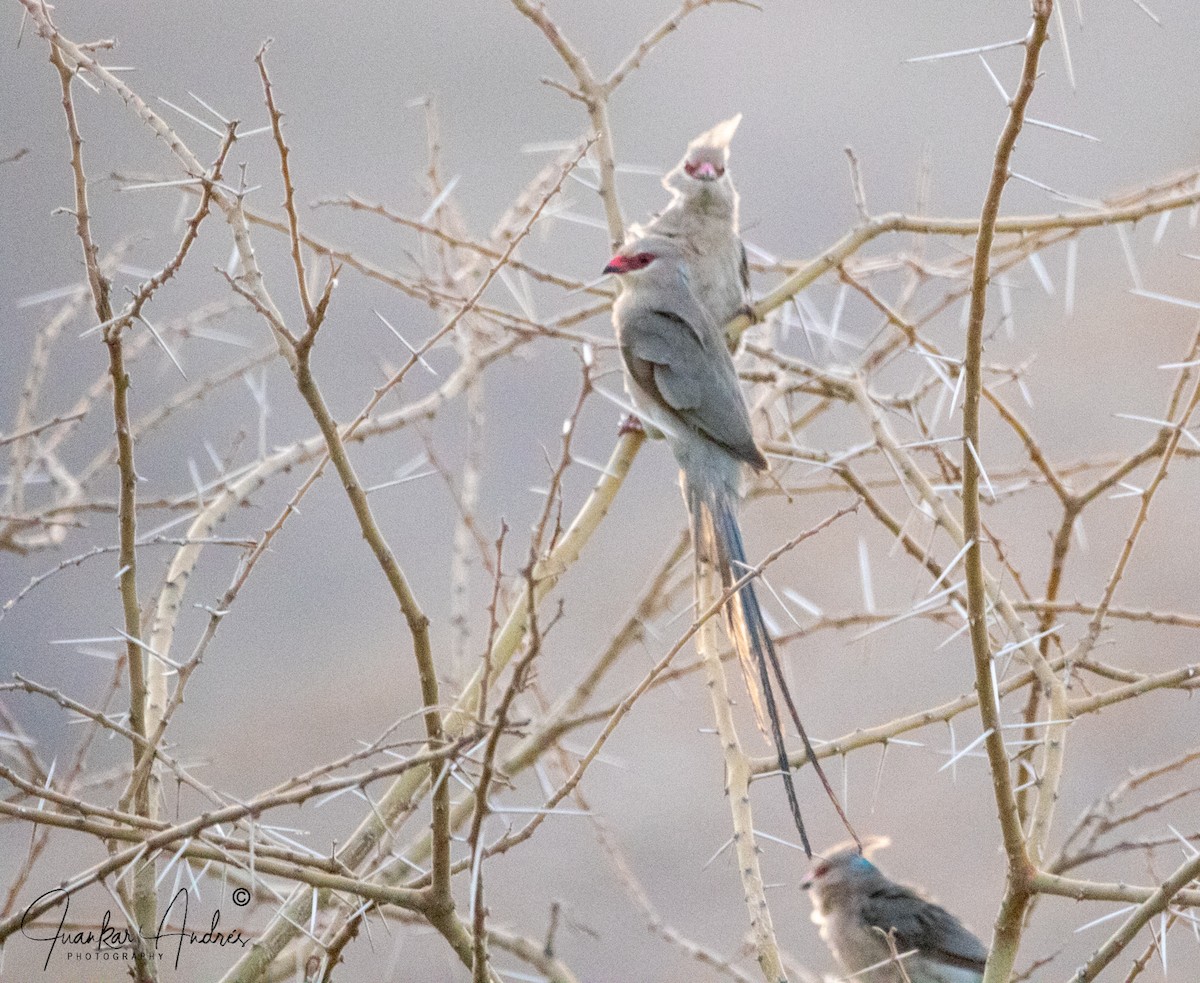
602;249;657;276
669;113;741;187
801;836;891;897
602;235;685;281
683;145;727;182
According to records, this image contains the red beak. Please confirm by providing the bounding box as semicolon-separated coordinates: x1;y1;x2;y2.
694;161;718;179
603;255;626;275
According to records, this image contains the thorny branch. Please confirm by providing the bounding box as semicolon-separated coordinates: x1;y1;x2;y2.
7;2;1200;982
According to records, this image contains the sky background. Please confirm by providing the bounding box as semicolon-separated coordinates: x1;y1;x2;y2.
3;1;1200;980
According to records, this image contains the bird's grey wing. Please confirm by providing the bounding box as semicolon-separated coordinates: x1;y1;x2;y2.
860;884;989;972
621;306;765;469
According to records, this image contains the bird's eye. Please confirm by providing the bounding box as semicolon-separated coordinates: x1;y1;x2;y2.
633;252;656;268
812;863;831;878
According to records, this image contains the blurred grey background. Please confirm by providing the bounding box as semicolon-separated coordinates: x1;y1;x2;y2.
3;1;1200;980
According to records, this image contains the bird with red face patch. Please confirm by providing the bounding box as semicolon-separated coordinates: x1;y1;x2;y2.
631;114;751;335
603;233;853;857
803;839;988;983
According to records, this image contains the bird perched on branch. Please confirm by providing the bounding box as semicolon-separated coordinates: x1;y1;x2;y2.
802;840;988;983
632;114;752;334
603;233;850;856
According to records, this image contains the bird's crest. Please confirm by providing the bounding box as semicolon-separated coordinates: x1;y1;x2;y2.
689;113;743;153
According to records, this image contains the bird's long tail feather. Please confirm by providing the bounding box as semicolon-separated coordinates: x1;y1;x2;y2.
690;480;858;857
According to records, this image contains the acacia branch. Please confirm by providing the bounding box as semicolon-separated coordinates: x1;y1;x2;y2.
958;6;1053;982
1052;853;1200;981
508;0;624;246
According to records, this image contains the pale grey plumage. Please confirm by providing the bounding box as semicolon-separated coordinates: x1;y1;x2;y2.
609;234;762;489
631;114;750;332
605;233;832;853
802;845;988;983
